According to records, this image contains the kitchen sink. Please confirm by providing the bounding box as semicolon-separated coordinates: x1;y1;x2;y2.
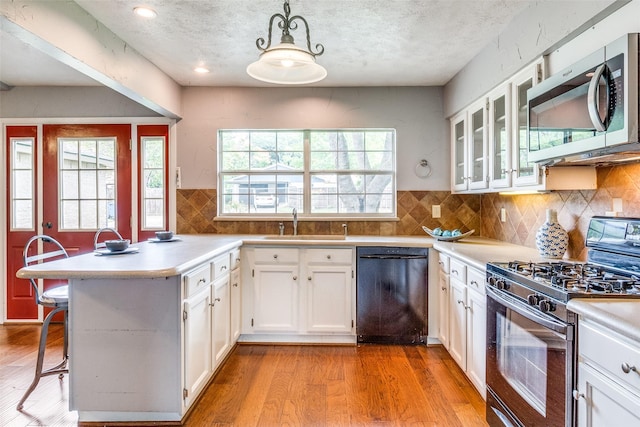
263;235;346;240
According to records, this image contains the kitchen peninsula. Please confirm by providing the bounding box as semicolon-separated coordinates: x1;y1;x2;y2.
17;233;542;424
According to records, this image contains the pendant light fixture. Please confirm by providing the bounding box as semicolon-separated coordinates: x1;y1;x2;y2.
247;0;326;85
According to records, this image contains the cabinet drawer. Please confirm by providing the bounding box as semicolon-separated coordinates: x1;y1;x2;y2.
580;320;640;393
212;253;230;279
306;248;352;264
230;248;241;271
438;253;450;274
185;263;211;296
467;267;485;295
254;247;299;264
449;258;467;283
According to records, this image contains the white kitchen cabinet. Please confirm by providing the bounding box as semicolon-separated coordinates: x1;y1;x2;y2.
451;99;489;192
488;83;511;189
437;253;450;350
446;256;486;397
211;273;231;368
453;59;597;194
183;282;212;408
230;248;241;343
304;248;353;333
243;246;355;342
575;319;640;427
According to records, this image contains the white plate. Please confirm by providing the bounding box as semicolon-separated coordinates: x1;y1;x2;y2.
148;237;181;243
94;247;140;256
422;226;475;242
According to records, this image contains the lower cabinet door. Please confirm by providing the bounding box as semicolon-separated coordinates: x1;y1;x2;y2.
466;288;486;397
183;285;212;407
230;268;241;343
253;264;299;332
212;275;231;368
306;265;352;333
448;278;467;370
576;362;640;427
438;272;450;349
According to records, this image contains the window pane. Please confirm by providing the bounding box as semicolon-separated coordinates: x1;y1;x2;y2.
141;136;165;230
221;151;249;171
61;200;79;229
80;140;97;169
61;171;79;199
13;200;33;229
80;200;97;229
13;139;33;168
276;151;303;170
310;132;337;150
80;170;97;198
310;151;336;170
277;132;304;151
144;199;164;228
13;170;33;198
222;131;250;151
144;138;164;168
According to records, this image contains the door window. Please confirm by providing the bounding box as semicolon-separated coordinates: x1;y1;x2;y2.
10;137;35;230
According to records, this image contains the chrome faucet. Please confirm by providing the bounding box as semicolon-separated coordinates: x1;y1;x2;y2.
342;223;348;237
278;222;285;236
292;208;298;236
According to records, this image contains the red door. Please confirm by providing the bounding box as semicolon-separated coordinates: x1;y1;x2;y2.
42;124;132;254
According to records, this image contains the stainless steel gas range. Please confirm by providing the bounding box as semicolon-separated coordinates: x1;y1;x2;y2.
485;216;640;427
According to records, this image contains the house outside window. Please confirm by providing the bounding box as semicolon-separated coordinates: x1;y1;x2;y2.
218;129;396;218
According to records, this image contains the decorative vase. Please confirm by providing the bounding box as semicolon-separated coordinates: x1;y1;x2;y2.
535;209;568;259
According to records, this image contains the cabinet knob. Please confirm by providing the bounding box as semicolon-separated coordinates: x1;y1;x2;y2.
438;261;444;265
572;390;585;401
457;299;464;305
293;276;297;281
198;278;206;284
209;297;221;307
441;286;447;291
326;254;331;260
308;276;312;281
273;254;278;259
220;265;227;271
622;362;637;374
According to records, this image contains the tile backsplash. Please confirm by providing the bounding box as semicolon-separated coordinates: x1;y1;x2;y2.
177;163;640;261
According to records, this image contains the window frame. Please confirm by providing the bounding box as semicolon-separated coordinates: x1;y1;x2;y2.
217;128;397;219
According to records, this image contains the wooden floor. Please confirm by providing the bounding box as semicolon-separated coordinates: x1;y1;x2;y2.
1;324;487;426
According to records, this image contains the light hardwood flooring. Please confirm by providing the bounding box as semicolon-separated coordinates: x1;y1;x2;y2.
1;324;487;426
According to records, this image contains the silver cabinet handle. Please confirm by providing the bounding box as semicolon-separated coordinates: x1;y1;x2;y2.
209;297;221;307
198;278;206;284
451;269;459;275
622;362;637;374
220;265;227;271
233;282;238;287
441;286;447;291
470;280;479;287
572;390;585;401
438;261;444;266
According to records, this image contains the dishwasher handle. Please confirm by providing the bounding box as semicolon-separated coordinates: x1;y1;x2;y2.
359;254;428;260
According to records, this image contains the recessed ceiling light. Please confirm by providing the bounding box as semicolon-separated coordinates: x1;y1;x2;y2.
194;67;210;74
133;6;157;18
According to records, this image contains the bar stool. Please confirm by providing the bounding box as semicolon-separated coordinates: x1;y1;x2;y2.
93;227;124;250
17;235;70;410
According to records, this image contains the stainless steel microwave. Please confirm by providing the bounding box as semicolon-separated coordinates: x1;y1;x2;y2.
528;33;640;165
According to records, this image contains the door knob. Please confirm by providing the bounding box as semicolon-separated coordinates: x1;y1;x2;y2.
43;222;53;229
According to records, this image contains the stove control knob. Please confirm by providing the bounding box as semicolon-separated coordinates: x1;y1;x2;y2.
538;299;554;313
527;294;540;305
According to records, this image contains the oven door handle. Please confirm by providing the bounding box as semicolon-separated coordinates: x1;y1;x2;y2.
487;286;568;335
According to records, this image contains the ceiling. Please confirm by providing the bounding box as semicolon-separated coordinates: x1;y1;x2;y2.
0;0;536;88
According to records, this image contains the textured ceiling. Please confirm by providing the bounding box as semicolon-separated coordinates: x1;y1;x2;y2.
0;0;535;88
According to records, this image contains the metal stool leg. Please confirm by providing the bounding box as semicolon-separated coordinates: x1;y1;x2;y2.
16;306;69;410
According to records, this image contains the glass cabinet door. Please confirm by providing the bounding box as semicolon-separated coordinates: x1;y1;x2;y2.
512;63;543;186
468;99;488;190
451;112;468;192
489;84;511;188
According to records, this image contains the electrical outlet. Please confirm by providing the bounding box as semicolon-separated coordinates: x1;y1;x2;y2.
500;208;507;223
432;205;441;218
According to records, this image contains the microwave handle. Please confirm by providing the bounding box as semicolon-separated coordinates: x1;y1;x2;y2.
587;63;608;132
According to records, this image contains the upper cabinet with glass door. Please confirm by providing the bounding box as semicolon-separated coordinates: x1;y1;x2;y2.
451;59;597;193
450;99;489;193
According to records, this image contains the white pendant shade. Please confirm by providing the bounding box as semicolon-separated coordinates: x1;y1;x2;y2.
247;42;327;85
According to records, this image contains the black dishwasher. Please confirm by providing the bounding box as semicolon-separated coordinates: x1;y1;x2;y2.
356;247;428;344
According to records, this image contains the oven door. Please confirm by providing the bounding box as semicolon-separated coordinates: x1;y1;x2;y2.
486;286;574;427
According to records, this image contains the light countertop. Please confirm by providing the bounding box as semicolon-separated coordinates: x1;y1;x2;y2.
17;233;545;280
568;299;640;343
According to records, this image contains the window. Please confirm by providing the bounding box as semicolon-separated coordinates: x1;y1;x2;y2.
10;137;35;230
140;136;166;229
58;137;116;230
218;129;396;217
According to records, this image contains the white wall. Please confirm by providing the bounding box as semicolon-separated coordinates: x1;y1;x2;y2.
177;86;448;191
